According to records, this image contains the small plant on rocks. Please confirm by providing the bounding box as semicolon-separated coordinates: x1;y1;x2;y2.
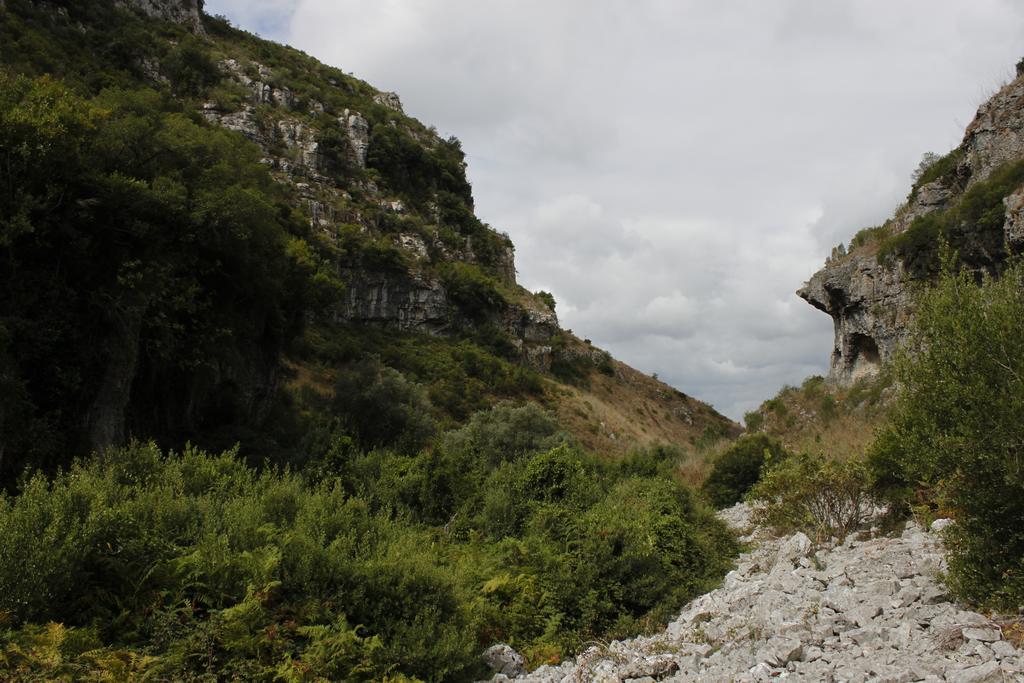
748;451;874;541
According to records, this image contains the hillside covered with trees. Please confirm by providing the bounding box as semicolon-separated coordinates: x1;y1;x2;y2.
0;1;739;679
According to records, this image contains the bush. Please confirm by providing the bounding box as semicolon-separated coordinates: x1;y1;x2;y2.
440;401;567;469
849;225;891;250
749;451;873;540
701;434;789;509
908;148;963;198
438;262;506;321
0;441;481;680
331;358;437;454
869;261;1024;608
535;290;556;312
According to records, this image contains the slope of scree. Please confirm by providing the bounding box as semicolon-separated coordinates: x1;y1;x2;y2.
491;504;1024;682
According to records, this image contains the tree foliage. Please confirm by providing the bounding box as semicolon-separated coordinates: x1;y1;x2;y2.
869;260;1024;608
0;75;318;475
701;433;789;509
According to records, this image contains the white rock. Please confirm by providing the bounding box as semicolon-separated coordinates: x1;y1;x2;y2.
756;636;803;667
930;518;954;533
962;626;1002;642
945;660;1003;683
775;532;813;567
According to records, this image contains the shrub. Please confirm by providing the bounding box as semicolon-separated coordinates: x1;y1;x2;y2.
743;410;764;432
749;451;873;540
869;261;1024;608
701;434;789;508
849;225;891;250
331;358;437;454
438;262;506;321
908;148;963;198
440;401;567;468
535;290;556;312
0;441;481;681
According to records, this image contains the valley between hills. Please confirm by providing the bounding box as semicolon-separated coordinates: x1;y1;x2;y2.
0;1;1023;681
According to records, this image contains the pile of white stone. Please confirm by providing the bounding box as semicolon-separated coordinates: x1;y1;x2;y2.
486;504;1024;682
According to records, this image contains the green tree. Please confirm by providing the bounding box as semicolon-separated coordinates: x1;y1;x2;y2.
870;260;1024;607
701;433;789;508
0;76;313;475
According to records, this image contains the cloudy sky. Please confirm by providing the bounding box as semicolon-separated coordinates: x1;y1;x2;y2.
206;0;1024;420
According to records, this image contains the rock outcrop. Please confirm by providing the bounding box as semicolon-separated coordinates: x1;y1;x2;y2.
336;269;451;333
797;255;911;384
492;504;1024;682
801;62;1024;384
961;69;1024;187
119;0;204;33
194;54;564;365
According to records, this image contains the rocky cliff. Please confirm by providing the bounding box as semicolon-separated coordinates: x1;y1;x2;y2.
118;0;204;33
800;61;1024;384
115;0;565;364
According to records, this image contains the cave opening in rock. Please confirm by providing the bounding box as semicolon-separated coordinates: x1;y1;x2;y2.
848;333;880;380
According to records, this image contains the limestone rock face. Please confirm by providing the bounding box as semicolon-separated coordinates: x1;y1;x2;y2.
374;91;403;112
962;75;1024;185
1004;187;1024;250
337;270;451;334
890;179;953;234
802;64;1024;384
343;110;370;168
119;0;204;33
483;644;527;678
198;53;561;359
797;254;912;384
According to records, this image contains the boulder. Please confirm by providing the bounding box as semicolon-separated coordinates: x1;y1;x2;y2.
482;644;526;678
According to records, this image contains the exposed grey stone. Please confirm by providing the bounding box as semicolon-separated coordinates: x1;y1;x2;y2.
797;252;910;384
800;67;1024;387
920;586;948;605
482;643;526;678
117;0;204;33
930;518;954;533
374;91;403;112
498;504;1021;683
945;660;1003;683
962;626;1002;643
756;637;803;667
343;110;370;168
775;532;812;567
849;604;882;628
617;655;678;680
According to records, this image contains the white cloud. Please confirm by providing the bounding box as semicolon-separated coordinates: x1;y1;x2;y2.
209;0;1024;419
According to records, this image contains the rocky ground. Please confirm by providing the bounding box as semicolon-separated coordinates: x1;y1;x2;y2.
486;504;1024;682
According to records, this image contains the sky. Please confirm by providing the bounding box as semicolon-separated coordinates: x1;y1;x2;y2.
206;0;1024;420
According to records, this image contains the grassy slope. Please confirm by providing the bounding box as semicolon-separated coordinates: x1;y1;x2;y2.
745;374;895;458
550;355;738;458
